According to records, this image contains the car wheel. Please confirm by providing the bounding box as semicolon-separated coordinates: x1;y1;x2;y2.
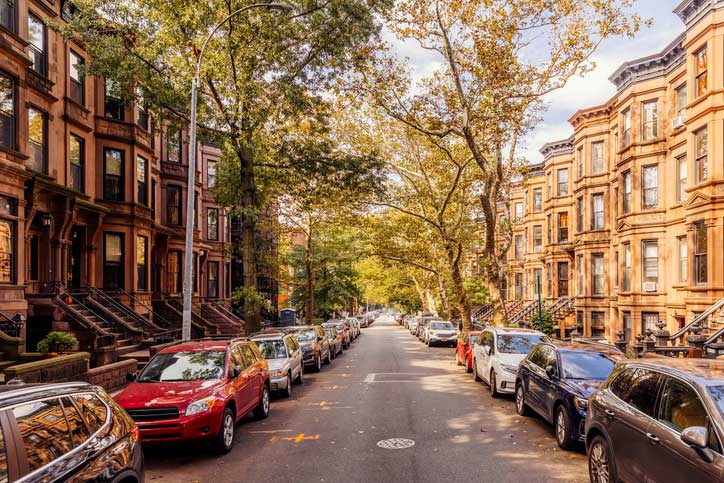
253;385;270;420
314;355;322;372
330;348;336;360
283;375;293;398
296;366;304;384
465;355;472;373
324;350;331;364
515;382;530;416
490;370;500;398
555;406;576;450
589;435;617;483
427;339;432;347
213;407;235;454
473;359;481;382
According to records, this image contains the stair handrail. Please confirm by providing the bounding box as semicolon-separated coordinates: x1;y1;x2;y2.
55;293;116;348
669;297;724;343
167;299;220;333
99;287;174;329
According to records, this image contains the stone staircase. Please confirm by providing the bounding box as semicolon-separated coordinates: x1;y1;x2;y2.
199;303;243;336
152;299;211;338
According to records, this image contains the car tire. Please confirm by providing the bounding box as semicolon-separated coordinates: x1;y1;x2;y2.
314;355;322;372
330;348;336;360
473;359;481;382
465;356;472;373
555;406;576;450
282;375;293;398
427;339;432;347
515;382;531;416
213;407;235;454
589;435;617;483
253;385;270;420
324;350;331;365
490;370;500;398
296;366;304;384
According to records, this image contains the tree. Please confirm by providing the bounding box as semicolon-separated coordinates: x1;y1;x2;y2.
63;0;391;332
352;0;645;325
355;257;423;313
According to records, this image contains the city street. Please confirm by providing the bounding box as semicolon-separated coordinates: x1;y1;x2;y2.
144;316;587;483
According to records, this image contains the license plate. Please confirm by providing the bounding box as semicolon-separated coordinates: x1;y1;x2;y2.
441;338;448;342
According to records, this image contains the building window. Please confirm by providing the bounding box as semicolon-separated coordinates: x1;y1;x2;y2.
0;0;14;32
546;173;552;199
514;202;523;222
557;168;568;196
533;268;542;297
69;134;84;192
576;197;584;232
27;107;46;174
622;311;632;342
622;108;631;146
621;171;631;214
166;127;181;163
577;254;584;296
642;240;658;291
103;148;124;201
642;312;659;333
0;196;16;283
207;261;219;298
137;156;147;205
103;233;124;290
592;194;604;230
642;165;658;209
523;190;528;214
532;188;542;211
591;312;605;331
168;250;181;293
641;100;658;141
546;214;551;244
557;212;568;243
193;252;198;294
0;73;14;150
137;235;147;291
194;192;199;229
677;156;687;203
577;146;583;178
514;235;523;260
695;47;708;97
166;185;181;226
695;127;708;184
546;263;552;297
207;161;216;188
28;14;47;77
207;208;218;241
694;221;707;284
532;225;542;252
104;79;124;120
676;83;687;118
622;243;631;291
69;50;84;105
591;253;604;295
591;141;604;174
614;250;619;288
678;236;687;284
136;87;149;131
514;273;522;300
151;180;156;218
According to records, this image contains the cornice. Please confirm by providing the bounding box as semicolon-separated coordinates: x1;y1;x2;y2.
674;0;724;28
539;135;574;161
608;32;686;92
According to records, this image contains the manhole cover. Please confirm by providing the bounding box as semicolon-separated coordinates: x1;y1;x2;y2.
377;438;416;449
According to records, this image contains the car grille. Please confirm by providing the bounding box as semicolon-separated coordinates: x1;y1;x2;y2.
126;406;180;422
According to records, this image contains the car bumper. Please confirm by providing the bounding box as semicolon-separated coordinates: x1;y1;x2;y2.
302;353;318;365
495;371;517;393
271;375;290;391
429;336;456;346
133;409;225;443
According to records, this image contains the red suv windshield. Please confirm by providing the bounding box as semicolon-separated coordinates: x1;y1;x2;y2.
138;350;226;382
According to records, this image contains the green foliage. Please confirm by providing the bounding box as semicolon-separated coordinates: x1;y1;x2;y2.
530;310;555;336
37;332;78;353
231;286;271;314
463;278;490;306
355;257;422;313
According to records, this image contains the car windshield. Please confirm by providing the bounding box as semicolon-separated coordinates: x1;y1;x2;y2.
497;334;547;354
294;330;316;342
255;340;287;359
560;352;615;380
708;386;724;417
470;335;480;344
138;351;226;382
431;322;454;330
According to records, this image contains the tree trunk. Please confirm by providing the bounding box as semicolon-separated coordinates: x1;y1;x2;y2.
304;223;314;325
445;241;471;331
238;146;261;333
435;274;451;319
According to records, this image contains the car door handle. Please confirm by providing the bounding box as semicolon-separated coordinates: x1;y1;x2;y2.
604;409;615;418
646;433;660;443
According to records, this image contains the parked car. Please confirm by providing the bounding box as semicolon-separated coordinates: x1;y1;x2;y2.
324;326;344;357
327;319;353;346
251;332;304;398
409;318;419;335
323;321;350;349
347;317;361;338
472;327;549;397
116;338;270;454
426;320;458;347
359;315;370;328
421;317;445;343
284;325;332;370
456;330;481;372
0;382;144;482
515;341;622;450
586;357;724;483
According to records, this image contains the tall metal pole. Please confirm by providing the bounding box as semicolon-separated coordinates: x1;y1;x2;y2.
181;2;292;341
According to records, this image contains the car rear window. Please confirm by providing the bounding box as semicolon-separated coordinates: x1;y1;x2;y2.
560;351;615;380
255;340;288;359
14;398;74;473
138;350;226;381
497;334;547;354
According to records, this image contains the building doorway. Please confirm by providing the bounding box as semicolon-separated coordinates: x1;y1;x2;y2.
67;226;84;290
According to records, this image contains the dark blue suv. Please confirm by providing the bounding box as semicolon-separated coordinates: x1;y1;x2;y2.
514;340;623;450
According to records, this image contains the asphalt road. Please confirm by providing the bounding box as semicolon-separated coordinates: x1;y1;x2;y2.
145;316;588;483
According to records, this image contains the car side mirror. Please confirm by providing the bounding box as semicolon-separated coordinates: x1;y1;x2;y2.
681;426;714;463
545;365;557;379
126;372;136;382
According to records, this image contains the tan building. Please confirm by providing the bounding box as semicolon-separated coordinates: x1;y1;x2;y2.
503;0;724;346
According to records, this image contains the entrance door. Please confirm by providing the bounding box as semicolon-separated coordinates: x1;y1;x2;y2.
67;226;83;290
557;262;569;297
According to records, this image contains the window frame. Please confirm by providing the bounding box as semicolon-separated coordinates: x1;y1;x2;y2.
678;235;688;284
0;0;16;33
102;148;124;201
103;79;124;121
207;208;219;241
576;196;584;232
69;134;84;193
0;71;15;151
591;141;605;174
532;188;542;212
69;50;85;106
677;155;687;203
641;100;658;141
557;168;568;197
694;220;707;285
136;235;147;291
622;242;631;292
0;196;17;284
642;164;658;210
621;170;632;214
27;13;47;77
676;83;687;118
136;155;147;206
207;260;219;299
695;127;708;184
695;46;708;98
641;240;659;290
103;232;124;290
166;185;182;226
591;252;605;296
27;106;47;174
591;193;604;230
622;108;631;147
532;225;542;253
557;211;568;243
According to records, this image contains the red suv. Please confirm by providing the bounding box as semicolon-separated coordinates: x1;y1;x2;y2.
116;338;270;453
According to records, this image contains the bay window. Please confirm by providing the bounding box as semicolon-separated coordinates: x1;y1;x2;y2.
642;165;658;209
103;148;124;201
694;220;707;284
591;141;604;173
591;253;604;295
592;193;604;230
695;47;708;97
695;127;708;184
641;100;658;140
642;240;658;290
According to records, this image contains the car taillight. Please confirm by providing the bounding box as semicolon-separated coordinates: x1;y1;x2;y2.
130;422;141;443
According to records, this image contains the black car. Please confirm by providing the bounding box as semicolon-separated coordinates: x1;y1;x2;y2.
0;381;144;482
515;341;623;450
282;325;332;372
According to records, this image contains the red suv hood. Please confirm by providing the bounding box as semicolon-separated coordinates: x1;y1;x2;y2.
115;379;221;410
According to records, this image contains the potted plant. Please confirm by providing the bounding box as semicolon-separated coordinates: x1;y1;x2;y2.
37;331;78;356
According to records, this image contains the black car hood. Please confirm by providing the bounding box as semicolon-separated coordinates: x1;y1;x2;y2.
564;379;604;399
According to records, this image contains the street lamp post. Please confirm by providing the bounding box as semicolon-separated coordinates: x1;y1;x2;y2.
182;2;292;341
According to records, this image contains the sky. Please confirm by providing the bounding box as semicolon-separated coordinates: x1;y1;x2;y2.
388;0;685;164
